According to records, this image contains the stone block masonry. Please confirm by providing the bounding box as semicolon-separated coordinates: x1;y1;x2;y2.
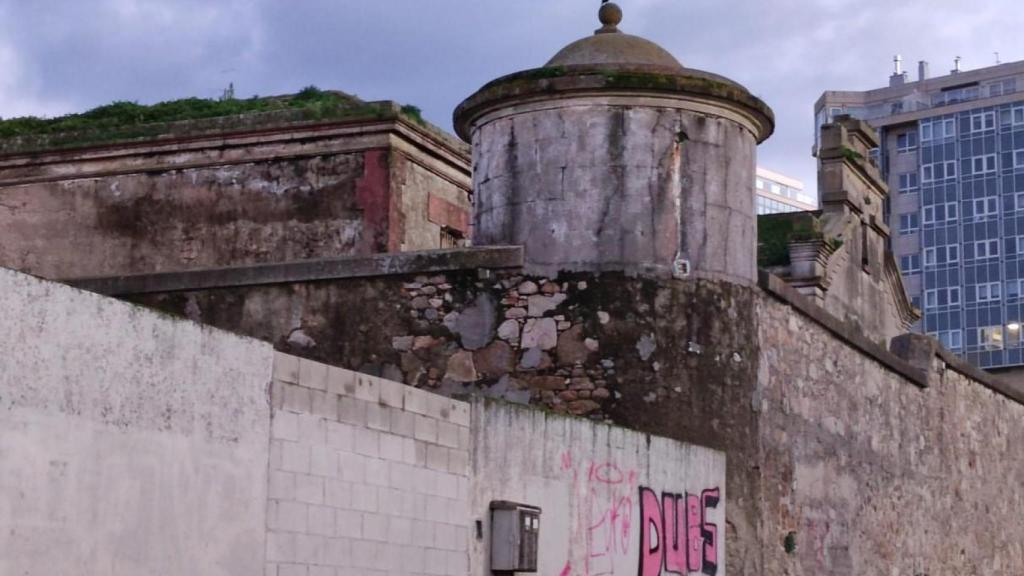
266;352;471;576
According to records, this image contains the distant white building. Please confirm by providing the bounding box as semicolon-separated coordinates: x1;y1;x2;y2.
755;167;816;214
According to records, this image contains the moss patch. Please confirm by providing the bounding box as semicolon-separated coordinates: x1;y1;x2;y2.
0;86;429;154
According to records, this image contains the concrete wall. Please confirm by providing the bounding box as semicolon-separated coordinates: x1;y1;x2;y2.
266;354;472;576
471;98;757;282
471;400;727;576
0;266;273;576
0;120;471;279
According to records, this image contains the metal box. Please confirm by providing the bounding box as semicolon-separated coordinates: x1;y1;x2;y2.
490;501;541;573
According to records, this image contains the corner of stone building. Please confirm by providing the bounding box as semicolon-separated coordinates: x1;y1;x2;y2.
761;115;920;347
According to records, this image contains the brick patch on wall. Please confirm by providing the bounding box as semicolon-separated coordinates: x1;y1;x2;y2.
266;352;471;576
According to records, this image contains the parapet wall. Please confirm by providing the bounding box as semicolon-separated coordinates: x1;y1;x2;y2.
758;291;1024;574
0;116;470;279
81;249;1024;574
1;264;728;576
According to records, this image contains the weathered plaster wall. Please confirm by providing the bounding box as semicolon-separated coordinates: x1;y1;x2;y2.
1;153;375;278
395;152;471;249
0;125;471;279
471;399;727;576
757;292;1024;575
0;267;273;576
471;100;757;282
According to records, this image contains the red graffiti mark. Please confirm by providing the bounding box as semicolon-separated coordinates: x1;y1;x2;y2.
560;563;573;576
561;453;638;576
639;487;721;576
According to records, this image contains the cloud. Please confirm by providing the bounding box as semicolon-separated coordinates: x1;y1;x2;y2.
0;0;1020;189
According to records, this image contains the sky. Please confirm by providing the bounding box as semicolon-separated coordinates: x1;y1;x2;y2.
0;0;1020;189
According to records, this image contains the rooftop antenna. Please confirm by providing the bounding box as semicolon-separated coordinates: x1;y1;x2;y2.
952;56;962;74
995;51;1002;65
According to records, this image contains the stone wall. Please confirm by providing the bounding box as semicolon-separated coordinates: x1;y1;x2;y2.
265;353;472;576
757;291;1024;575
0;118;470;279
471;399;727;576
0;267;273;576
470;99;757;282
111;255;1024;574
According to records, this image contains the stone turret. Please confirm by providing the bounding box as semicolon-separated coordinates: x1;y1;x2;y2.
454;3;774;282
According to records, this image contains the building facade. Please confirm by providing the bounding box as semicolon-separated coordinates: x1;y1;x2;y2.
755;167;815;215
817;59;1024;368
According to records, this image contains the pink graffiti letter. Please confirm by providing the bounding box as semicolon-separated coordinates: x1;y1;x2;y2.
661;493;686;575
638;487;663;576
700;488;721;575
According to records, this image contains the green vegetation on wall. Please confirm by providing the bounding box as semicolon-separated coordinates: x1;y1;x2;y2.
0;86;430;154
757;212;826;268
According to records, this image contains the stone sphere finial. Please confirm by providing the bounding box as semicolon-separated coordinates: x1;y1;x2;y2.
597;1;623;34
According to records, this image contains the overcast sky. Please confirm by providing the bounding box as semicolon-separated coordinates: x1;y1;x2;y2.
1;0;1019;189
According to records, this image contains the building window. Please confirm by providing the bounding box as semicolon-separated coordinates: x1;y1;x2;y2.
924;287;960;308
967;154;997;175
924;244;959;267
975;239;1000;259
921;118;956;141
440;226;464;249
979;326;1005;351
922;160;956;182
977;282;1002;302
898;173;919;193
899;213;919;235
1008;280;1023;300
897;132;918;153
1009;322;1023;347
1008;236;1024;256
930;330;963;350
1014;150;1024;169
969;112;996;133
900;254;922;274
756;178;765;190
923;202;957;224
973;197;999;220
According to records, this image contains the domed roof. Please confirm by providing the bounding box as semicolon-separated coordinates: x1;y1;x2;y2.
454;2;775;144
546;2;683;72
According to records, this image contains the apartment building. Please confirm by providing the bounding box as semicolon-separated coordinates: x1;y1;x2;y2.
816;57;1024;368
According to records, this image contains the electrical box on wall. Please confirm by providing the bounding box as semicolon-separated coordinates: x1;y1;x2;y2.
489;501;541;573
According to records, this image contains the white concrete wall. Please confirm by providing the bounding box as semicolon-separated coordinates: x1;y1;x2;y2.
470;400;727;576
267;354;471;576
0;267;273;576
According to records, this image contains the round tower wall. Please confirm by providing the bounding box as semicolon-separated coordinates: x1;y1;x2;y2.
470;95;758;283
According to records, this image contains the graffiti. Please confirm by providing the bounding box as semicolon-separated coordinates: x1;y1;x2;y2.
639;486;721;576
558;451;723;576
561;453;639;576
